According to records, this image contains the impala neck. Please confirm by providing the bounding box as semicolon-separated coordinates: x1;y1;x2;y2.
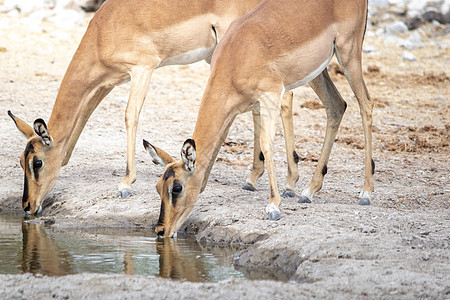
46;35;118;156
189;87;247;194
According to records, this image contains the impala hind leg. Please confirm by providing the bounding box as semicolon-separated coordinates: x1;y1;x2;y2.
336;45;374;205
119;66;154;198
243;92;299;197
280;91;299;197
242;105;264;192
299;69;347;203
258;90;283;220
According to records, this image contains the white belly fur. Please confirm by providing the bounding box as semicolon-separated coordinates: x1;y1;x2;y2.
284;51;334;92
157;43;216;68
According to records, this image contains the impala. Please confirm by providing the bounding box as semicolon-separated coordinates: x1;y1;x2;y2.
146;0;374;238
8;0;302;214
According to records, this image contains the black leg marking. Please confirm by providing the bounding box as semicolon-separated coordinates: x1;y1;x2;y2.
371;159;375;175
293;151;299;164
259;151;265;161
322;165;328;176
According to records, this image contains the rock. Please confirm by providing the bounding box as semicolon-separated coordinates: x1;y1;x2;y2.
1;0;53;15
443;0;450;15
404;16;424;30
369;0;390;8
402;51;417;61
403;31;425;49
423;9;448;24
48;9;84;30
407;0;429;17
389;0;407;15
385;20;409;34
359;224;377;233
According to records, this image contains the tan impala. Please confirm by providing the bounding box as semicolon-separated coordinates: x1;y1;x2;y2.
145;0;374;238
8;0;302;214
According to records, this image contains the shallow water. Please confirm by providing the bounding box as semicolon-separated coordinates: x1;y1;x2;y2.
0;212;251;282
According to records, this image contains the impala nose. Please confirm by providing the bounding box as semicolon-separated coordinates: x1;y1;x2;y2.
156;226;165;237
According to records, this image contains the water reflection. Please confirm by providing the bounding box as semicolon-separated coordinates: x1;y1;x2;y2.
20;220;72;275
0;213;246;281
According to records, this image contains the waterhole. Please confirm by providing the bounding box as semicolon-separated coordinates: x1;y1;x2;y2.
0;213;288;282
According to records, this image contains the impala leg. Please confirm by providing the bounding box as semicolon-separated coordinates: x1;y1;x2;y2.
299;69;347;203
243;104;264;192
280;91;299;198
336;46;374;205
119;66;153;198
258;90;282;220
62;87;113;166
244;91;298;196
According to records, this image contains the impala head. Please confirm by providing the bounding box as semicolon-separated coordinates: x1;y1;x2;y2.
143;138;197;238
8;111;60;215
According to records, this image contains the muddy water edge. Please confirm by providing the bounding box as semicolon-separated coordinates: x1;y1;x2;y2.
0;212;292;281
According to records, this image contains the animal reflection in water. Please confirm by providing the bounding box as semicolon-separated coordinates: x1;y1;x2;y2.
156;238;206;281
18;222;234;280
20;222;72;276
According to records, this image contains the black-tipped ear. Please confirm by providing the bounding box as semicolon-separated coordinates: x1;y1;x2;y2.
33;118;53;146
181;139;196;172
8;110;35;138
184;139;196;150
143;139;175;166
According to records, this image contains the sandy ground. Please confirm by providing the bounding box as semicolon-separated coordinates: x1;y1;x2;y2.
0;6;449;300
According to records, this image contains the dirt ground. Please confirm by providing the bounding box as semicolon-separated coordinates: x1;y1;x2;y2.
0;6;449;300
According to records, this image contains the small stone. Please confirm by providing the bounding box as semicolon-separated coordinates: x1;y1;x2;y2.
359;224;377;233
402;51;416;61
385;21;408;35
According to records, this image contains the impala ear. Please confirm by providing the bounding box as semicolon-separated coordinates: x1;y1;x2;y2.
33;118;53;146
8;110;35;139
181;139;196;172
143;139;175;166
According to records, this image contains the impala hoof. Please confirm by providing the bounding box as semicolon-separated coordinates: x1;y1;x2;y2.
266;203;281;221
282;190;296;198
358;198;371;206
119;189;133;199
268;210;281;220
242;183;256;192
297;196;311;203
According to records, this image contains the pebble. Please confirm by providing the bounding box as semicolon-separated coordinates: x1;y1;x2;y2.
402;51;417;61
385;20;409;35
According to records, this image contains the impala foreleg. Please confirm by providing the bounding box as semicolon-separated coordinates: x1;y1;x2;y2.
119;67;154;198
242;105;264;192
299;69;347;203
258;90;282;220
280;91;299;197
336;45;374;205
244;91;298;196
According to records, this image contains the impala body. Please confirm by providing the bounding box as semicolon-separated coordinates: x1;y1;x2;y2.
9;0;292;214
148;0;374;238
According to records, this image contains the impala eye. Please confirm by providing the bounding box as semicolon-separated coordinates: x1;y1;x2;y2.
172;185;182;194
33;159;43;169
